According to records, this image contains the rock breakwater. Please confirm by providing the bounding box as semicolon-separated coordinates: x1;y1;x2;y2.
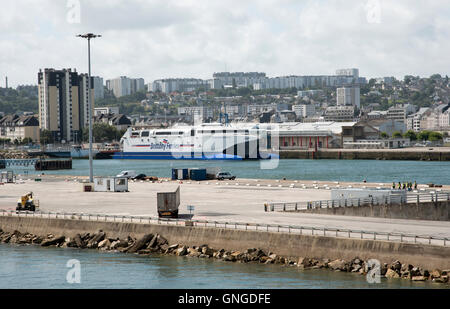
1;228;448;285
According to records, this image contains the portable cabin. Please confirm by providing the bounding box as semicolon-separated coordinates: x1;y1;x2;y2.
93;177;129;192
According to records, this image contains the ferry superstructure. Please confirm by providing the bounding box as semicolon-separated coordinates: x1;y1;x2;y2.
113;123;276;160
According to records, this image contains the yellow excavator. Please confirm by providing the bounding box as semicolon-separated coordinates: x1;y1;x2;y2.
16;192;39;212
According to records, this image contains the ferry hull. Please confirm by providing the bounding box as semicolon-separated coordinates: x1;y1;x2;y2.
111;152;244;161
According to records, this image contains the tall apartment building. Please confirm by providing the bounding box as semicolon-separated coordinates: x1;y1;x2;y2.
387;104;417;124
406;107;430;132
292;104;316;118
337;87;361;109
38;68;94;142
297;90;324;98
151;78;210;94
92;76;104;100
324;106;355;122
177;106;213;121
336;68;359;79
106;76;145;98
212;72;267;89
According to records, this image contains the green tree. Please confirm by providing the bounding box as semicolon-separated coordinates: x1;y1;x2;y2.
403;130;417;141
21;137;34;145
392;131;403;139
83;123;120;143
40;130;54;145
428;132;443;142
380;132;389;139
417;130;431;141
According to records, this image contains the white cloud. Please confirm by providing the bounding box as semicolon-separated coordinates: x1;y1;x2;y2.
0;0;449;87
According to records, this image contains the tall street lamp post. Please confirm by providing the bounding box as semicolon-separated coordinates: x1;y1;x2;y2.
77;33;101;183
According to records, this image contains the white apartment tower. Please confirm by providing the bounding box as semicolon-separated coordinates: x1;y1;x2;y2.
337;87;361;109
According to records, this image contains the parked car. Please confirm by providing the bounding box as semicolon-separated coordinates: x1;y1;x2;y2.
116;170;137;179
132;174;147;180
216;172;236;181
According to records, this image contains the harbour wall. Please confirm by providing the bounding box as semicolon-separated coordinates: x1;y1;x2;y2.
280;150;450;161
298;201;450;221
1;216;450;270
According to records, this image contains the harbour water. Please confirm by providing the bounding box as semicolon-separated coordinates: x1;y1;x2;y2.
11;159;450;185
0;244;444;289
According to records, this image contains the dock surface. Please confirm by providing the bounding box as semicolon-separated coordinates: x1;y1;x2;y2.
1;177;450;239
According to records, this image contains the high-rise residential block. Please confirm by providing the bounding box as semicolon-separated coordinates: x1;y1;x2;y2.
38;68;94;143
106;76;145;97
92;76;104;100
337;87;360;109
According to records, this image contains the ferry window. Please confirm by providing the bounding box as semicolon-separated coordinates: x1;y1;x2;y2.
179;132;184;135
191;129;195;137
155;132;168;135
141;131;150;137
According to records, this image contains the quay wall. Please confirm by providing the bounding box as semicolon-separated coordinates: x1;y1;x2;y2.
1;216;450;270
298;201;450;221
280;150;450;161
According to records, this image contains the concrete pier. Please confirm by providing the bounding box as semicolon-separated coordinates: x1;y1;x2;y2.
281;147;450;161
1;215;450;271
0;178;450;239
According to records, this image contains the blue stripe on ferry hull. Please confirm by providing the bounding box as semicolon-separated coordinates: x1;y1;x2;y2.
111;152;243;161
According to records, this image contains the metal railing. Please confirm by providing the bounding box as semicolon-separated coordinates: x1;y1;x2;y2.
266;192;450;212
0;209;449;247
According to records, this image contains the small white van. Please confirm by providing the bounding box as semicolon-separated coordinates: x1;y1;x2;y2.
116;171;137;179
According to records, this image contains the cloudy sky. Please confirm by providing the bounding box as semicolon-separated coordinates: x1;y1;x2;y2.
1;0;449;87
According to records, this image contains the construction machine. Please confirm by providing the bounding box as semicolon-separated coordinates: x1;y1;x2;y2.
16;192;39;212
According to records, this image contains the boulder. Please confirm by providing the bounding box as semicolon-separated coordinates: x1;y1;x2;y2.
430;269;441;279
168;244;179;252
385;269;400;279
109;240;120;250
41;236;66;247
188;247;201;257
231;251;242;259
147;235;158;249
156;235;168;246
352;265;362;273
32;236;43;244
176;246;188;256
328;260;347;271
269;254;277;260
98;239;111;250
410;267;422;277
127;234;154;253
391;260;402;271
74;234;85;248
223;254;237;262
80;233;90;241
201;246;214;257
412;276;427;282
434;276;448;283
401;271;411;279
160;244;169;253
87;232;106;249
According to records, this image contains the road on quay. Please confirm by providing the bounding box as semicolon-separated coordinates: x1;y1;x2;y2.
0;179;449;239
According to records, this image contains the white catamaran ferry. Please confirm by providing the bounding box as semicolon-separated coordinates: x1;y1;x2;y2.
113;123;277;160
